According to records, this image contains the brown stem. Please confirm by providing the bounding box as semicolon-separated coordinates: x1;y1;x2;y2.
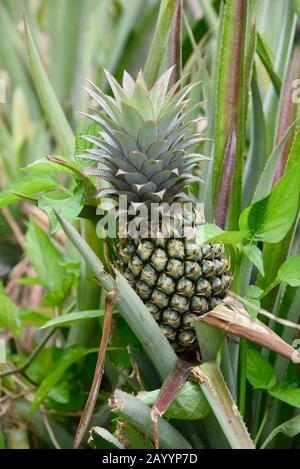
151;358;194;449
273;38;300;185
73;290;116;449
215;127;236;229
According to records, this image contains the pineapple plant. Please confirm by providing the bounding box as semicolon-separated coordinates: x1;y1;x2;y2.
82;69;232;354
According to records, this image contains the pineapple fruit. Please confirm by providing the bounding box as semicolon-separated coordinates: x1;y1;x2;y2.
82;69;232;353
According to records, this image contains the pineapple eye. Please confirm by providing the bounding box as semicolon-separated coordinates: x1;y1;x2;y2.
136;240;154;261
213;258;230;275
211;276;223;294
140;264;158;287
185;260;202;281
166;259;184;279
176;277;194;298
153;235;166;248
145;302;161;320
177;329;196;347
161;308;181;327
160;324;176;340
151;289;169;308
170;293;189;313
190;296;209;314
118;241;135;261
211;243;224;258
116;259;127;270
136;280;152;300
182;312;199;329
221;274;232;290
128;255;143;276
157;273;176;295
201;260;216;277
150;248;168;272
185;241;201;260
167;239;185;260
124;268;135;284
209;296;223;309
201;244;213;259
195;278;212;297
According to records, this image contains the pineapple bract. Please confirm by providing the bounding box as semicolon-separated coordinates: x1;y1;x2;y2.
82;68;232;353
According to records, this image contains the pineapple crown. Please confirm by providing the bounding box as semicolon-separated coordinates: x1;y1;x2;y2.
81;68;208;208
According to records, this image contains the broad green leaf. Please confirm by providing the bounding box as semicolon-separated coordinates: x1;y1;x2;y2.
245;285;264;299
22;157;76;175
40;309;105;329
262;253;300;297
207;231;248;246
276;253;300;287
0;173;58;208
139;381;210;420
203;224;248;245
42;275;74;307
164;380;210;420
31;345;98;413
24;15;74;157
244;286;263;319
261;415;300;449
25;220;65;293
239;163;300;242
202;223;224;241
246;348;276;390
0;284;21;335
38;187;83;233
269;388;300;409
243;245;265;276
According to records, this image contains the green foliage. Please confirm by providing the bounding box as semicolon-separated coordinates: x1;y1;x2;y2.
0;284;21;335
246;348;276;390
31;345;98;414
262;415;300;448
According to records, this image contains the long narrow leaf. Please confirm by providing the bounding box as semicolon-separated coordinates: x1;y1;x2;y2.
144;0;178;86
24;15;74;157
109;389;192;449
192;362;255;449
213;0;249;229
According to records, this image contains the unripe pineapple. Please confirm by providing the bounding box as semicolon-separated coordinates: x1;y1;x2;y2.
82;68;232;353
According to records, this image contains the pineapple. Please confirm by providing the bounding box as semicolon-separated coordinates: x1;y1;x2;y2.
82;69;232;353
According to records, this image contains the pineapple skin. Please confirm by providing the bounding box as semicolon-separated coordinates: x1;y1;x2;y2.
117;238;231;352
